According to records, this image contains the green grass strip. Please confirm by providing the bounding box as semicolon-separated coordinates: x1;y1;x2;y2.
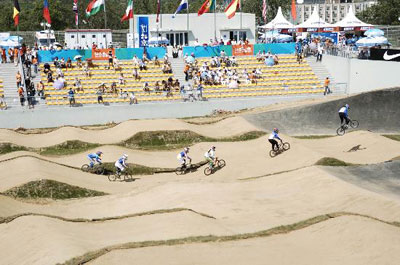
315;157;355;167
38;141;101;156
383;135;400;142
58;211;400;265
0;143;28;155
3;179;107;200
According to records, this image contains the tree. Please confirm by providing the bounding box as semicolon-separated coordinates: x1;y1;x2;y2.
359;0;400;25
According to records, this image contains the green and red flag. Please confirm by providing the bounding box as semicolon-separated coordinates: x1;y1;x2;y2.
198;0;215;16
86;0;104;17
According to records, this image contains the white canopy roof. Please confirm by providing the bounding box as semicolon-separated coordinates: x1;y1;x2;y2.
297;6;334;29
334;6;373;28
259;7;294;30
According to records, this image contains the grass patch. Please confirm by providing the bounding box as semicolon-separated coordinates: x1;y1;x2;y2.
3;179;107;200
0;143;28;154
101;162;172;175
293;135;335;140
121;130;265;150
383;135;400;142
315;157;354;167
38;140;100;156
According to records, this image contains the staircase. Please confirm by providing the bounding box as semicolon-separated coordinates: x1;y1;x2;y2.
0;63;20;108
306;56;343;94
170;57;188;85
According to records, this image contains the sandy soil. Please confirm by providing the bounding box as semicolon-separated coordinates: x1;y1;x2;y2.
1;98;400;265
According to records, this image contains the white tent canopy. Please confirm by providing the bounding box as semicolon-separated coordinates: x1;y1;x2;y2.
296;6;334;29
259;7;294;30
334;6;373;28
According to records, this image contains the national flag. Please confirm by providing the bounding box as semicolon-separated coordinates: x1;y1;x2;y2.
86;0;105;17
121;0;134;22
291;0;297;20
262;0;267;23
224;0;240;19
73;0;79;26
156;0;161;23
13;0;20;26
43;0;51;24
172;0;188;18
198;0;215;16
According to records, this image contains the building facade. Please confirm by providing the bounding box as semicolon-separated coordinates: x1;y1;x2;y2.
134;13;256;46
297;1;377;24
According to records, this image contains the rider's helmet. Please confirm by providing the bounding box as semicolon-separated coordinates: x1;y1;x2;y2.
345;103;349;109
122;154;128;160
211;146;216;150
273;128;279;133
184;147;190;153
96;151;103;156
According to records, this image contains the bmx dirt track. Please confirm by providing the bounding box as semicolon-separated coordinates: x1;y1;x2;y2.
244;87;400;135
1;89;400;265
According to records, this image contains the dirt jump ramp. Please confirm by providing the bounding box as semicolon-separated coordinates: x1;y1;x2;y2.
244;88;400;135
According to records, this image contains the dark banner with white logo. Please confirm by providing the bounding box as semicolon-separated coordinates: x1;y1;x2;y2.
370;48;400;62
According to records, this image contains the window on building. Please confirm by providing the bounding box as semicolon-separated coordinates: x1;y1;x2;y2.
184;32;188;46
71;35;75;39
82;35;86;38
103;35;106;38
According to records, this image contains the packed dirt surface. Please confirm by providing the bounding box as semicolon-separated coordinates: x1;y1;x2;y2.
1;89;399;265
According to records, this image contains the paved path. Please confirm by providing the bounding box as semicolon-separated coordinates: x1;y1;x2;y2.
0;94;325;129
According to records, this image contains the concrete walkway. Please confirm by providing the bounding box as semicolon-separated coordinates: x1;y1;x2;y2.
0;94;326;129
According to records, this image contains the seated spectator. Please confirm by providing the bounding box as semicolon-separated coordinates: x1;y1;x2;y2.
56;67;64;78
47;70;54;83
154;81;161;93
231;56;238;66
37;81;45;99
228;79;239;89
153;55;160;67
119;73;126;85
60;57;66;68
111;82;118;94
142;53;150;63
113;56;120;69
173;79;180;90
53;57;59;68
98;82;107;93
43;63;51;74
139;60;147;71
66;57;72;69
273;54;279;65
83;63;91;77
132;55;139;67
120;89;128;99
0;95;7;110
76;58;82;68
143;82;150;93
132;68;140;80
74;77;83;92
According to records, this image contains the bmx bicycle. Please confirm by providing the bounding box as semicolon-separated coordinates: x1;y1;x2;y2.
336;119;359;136
81;164;105;175
175;162;195;175
269;141;291;158
108;168;133;182
204;157;226;176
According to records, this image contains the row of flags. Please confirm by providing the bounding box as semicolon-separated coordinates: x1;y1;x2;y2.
12;0;257;28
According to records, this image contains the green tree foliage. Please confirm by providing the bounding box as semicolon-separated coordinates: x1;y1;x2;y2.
0;0;292;31
359;0;400;25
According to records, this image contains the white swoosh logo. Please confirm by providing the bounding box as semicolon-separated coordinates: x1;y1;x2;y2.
383;51;400;61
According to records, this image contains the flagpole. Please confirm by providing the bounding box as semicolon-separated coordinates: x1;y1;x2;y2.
104;0;107;29
240;0;242;31
187;0;189;33
214;0;217;41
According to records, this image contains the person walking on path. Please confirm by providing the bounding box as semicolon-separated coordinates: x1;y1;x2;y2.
324;77;331;95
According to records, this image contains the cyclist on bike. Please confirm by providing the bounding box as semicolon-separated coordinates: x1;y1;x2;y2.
268;128;282;151
87;151;103;168
204;146;216;169
177;147;192;169
115;154;128;175
338;104;350;127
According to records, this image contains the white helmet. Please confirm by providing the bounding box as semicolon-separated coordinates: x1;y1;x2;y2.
122;154;128;160
184;147;190;153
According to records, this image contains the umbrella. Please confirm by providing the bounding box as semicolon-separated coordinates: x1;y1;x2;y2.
0;39;19;48
364;28;384;37
265;57;275;66
74;55;83;60
53;42;63;47
148;37;169;45
186;55;195;64
356;36;389;47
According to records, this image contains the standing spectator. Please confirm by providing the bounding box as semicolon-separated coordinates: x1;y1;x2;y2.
68;88;75;107
27;88;35;109
143;82;150;93
16;71;22;88
37;81;45;99
74;77;83;92
18;86;25;106
324;77;331;96
13;47;19;66
119;73;126;85
316;44;323;62
184;64;190;81
96;88;104;104
0;95;7;110
129;91;137;104
32;56;38;75
107;50;113;69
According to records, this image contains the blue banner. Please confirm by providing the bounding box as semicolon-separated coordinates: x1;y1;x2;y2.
37;49;92;63
311;32;339;44
138;16;149;47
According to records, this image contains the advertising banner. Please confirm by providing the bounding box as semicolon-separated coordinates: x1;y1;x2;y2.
92;48;115;60
370;48;400;62
232;44;254;56
138;16;149;47
311;32;339;44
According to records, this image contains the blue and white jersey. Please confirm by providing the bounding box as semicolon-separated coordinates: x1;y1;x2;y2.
179;151;187;158
268;132;281;141
338;106;348;116
117;157;127;166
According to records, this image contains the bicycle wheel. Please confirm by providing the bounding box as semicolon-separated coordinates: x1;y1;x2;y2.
269;149;277;158
350;120;359;129
94;166;105;175
81;164;90;172
217;159;226;168
175;167;184;175
123;172;133;181
336;126;346;136
204;167;212;176
108;174;117;182
282;142;290;151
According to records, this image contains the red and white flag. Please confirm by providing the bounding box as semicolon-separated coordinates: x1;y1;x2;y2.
156;0;161;23
262;0;267;23
73;0;79;26
121;0;133;22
